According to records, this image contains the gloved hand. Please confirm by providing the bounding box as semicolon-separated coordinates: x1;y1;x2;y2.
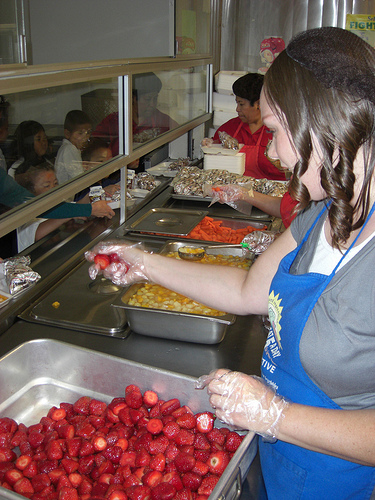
241;231;279;256
85;240;150;286
201;137;214;147
210;184;254;204
196;369;290;439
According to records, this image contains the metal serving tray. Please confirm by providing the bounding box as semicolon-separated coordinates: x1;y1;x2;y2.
18;260;129;338
126;208;208;235
0;339;257;500
112;286;235;344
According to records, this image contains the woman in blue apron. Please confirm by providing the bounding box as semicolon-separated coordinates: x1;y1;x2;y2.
88;27;375;499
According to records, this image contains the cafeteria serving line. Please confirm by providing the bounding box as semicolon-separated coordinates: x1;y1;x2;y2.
1;2;375;500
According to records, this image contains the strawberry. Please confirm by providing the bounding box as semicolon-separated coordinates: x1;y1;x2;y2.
23;460;38;479
73;396;92;415
149;400;164;419
13;477;34;497
192;460;209;476
174;452;195;473
0;417;18;434
146;419;163;435
195;412;215;433
198;474;220;496
61;457;79;474
78;476;92;496
125;384;142;394
89;399;107;416
123;473;142;488
125;391;143;410
31;472;51;492
109;253;121;264
224;431;243;452
125;484;151;500
143;390;158;407
193;449;210;463
160;399;180;416
176;413;196;429
49;407;67;421
207;428;225;446
165;442;179;462
66;437;82;457
207;450;230;476
68;471;82;488
103;445;122;464
143;469;163;488
59;485;80;500
147;435;169;455
162;470;183;491
174;488;195;500
118;407;133;426
0;432;12;448
162;421;180;440
107;488;128;500
194;433;210;450
175;429;194;446
38;459;59;474
182;471;202;491
5;468;24;485
15;454;32;470
28;431;44;448
151;481;176;500
0;447;17;462
94;254;111;270
135;448;151;467
119;451;136;467
149;452;166;472
46;439;63;460
92;435;107;452
78;455;95;475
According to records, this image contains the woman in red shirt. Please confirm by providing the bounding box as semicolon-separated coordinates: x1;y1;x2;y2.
210;73;287;181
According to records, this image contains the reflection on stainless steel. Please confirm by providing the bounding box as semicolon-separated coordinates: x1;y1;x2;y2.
18;261;128;337
127;208;208;235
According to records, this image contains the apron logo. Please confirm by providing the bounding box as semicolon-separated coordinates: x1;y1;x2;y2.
268;290;283;350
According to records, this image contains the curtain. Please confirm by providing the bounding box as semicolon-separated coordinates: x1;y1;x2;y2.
220;0;375;71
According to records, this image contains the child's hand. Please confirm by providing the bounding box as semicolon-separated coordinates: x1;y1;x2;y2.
90;200;115;219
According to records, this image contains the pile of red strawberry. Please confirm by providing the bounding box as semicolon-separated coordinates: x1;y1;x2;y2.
0;384;244;500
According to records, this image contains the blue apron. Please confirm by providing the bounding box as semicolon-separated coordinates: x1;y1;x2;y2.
259;203;375;499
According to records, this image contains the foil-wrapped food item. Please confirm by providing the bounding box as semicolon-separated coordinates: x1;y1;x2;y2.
171;167;289;198
3;256;41;295
168;157;192;171
133;128;161;144
218;131;240;150
132;172;157;191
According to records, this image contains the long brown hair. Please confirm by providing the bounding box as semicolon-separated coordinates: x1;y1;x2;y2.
264;48;375;249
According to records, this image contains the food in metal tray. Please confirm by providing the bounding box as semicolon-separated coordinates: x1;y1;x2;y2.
125;283;227;316
0;383;244;499
171;166;289;198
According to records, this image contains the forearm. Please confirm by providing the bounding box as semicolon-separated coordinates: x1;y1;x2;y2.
251;192;282;218
35;219;70;241
144;252;254;315
278;404;375;466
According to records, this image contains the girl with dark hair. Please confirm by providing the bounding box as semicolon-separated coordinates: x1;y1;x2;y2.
9;120;50;178
88;27;375;498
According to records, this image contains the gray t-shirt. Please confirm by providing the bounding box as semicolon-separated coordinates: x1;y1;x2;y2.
290;201;375;410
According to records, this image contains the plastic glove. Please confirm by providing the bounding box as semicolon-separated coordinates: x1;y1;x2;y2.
201;137;214;147
218;131;239;150
241;231;279;256
85;240;150;285
196;369;290;439
210;184;254;204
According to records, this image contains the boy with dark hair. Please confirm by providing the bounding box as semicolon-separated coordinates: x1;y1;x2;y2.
55;109;92;184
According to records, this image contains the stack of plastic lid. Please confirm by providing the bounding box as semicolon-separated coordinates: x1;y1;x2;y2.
202;144;245;175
